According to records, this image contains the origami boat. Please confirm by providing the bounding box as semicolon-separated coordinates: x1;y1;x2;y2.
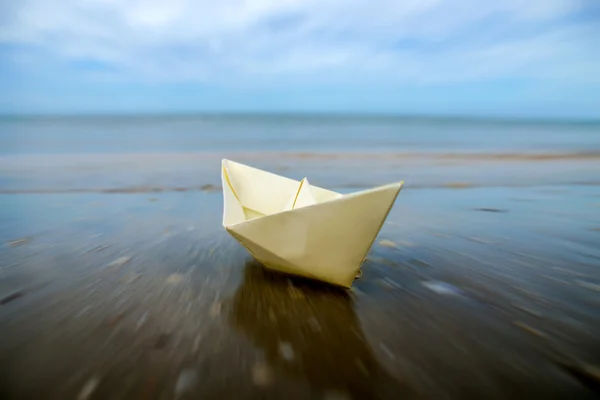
221;159;404;288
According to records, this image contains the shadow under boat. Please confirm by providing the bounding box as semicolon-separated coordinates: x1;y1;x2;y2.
227;260;419;399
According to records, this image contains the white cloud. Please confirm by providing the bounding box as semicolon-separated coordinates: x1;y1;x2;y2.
1;0;597;85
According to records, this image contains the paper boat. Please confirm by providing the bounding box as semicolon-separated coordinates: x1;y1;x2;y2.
221;159;404;288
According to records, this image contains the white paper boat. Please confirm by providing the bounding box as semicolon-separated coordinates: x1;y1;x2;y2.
221;159;404;288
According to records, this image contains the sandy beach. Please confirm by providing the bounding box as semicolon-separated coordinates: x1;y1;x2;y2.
1;152;599;399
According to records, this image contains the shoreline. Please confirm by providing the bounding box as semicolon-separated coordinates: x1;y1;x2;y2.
2;150;600;161
1;181;600;195
1;150;598;194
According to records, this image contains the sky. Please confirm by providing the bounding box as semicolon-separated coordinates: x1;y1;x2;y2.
1;0;599;117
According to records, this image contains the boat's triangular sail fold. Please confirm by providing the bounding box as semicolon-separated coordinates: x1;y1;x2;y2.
282;177;317;211
222;159;341;225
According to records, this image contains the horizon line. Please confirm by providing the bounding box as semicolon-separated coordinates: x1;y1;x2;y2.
0;111;598;124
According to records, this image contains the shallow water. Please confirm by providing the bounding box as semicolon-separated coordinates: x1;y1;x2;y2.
1;184;599;399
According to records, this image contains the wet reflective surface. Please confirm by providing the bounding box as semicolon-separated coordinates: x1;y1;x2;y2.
1;181;599;399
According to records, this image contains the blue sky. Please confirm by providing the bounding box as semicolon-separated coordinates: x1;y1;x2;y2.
1;0;599;117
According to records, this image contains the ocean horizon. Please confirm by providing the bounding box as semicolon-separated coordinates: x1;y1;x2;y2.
2;112;599;156
2;111;599;123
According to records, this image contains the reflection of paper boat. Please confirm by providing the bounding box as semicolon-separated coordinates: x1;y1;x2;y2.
221;159;404;288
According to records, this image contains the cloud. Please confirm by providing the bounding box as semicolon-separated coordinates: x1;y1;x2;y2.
0;0;598;86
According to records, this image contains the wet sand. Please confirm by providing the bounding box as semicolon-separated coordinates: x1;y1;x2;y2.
1;160;600;399
1;151;599;194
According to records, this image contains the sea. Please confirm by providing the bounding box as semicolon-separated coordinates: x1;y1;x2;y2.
0;113;598;195
1;114;599;155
